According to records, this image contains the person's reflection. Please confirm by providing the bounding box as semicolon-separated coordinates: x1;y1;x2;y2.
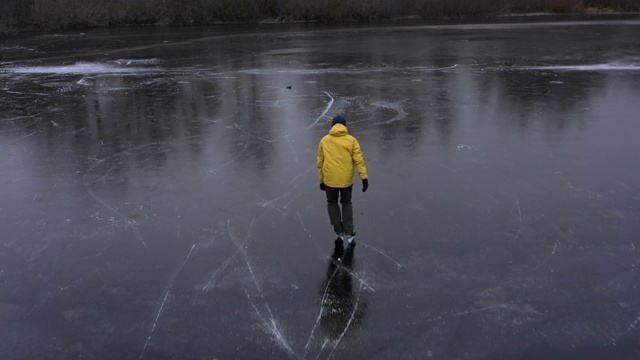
319;238;367;341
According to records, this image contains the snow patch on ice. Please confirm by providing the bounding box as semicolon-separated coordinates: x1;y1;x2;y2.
39;33;86;37
522;63;640;72
0;46;35;52
2;62;158;75
239;64;458;75
76;77;92;86
113;58;159;66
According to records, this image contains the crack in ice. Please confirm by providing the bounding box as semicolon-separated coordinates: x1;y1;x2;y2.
234;122;274;143
315;339;329;360
139;291;169;360
308;91;334;129
303;266;340;358
359;241;402;269
371;100;407;125
326;280;365;360
226;219;295;356
244;288;295;355
139;244;196;360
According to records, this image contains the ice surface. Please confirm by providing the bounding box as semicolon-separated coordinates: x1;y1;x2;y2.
1;20;640;360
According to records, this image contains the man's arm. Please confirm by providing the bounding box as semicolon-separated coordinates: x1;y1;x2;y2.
352;138;368;180
317;140;325;184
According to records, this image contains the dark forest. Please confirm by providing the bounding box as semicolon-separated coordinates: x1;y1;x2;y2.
1;0;638;34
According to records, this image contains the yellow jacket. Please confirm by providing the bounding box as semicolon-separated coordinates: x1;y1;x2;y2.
317;124;368;188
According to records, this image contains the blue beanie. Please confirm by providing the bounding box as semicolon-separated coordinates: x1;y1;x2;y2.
331;115;346;127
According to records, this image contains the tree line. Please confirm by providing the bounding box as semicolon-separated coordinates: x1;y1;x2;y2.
1;0;638;34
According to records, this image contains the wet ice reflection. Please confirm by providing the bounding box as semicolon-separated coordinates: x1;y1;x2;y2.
1;20;640;360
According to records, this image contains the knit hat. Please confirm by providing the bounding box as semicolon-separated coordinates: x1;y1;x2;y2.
331;115;346;127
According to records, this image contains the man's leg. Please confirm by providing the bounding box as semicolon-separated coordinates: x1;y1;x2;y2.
340;186;354;236
325;185;344;235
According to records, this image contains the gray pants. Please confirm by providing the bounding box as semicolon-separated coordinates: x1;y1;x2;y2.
325;185;353;236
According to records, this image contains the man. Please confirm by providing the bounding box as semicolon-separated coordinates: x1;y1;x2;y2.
317;115;369;245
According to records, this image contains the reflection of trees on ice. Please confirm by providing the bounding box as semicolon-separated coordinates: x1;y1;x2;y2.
72;83;401;358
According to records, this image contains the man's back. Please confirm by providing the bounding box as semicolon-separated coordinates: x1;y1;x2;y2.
317;123;367;188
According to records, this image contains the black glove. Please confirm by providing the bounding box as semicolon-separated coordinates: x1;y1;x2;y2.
320;183;326;191
362;179;368;192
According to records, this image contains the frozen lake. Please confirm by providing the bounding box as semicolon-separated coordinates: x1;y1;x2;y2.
2;20;640;359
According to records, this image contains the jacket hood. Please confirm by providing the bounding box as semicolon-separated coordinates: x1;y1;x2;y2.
329;123;348;137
